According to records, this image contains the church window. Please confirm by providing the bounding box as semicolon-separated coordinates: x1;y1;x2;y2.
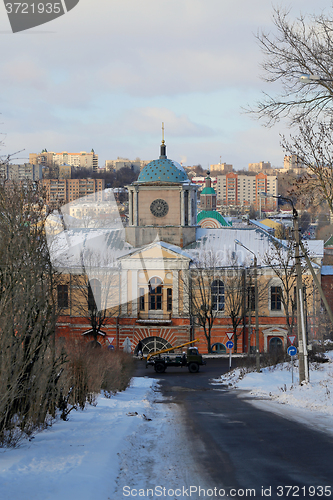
88;279;101;312
149;277;162;310
211;280;225;311
57;284;68;309
167;288;172;311
139;288;145;311
270;286;282;311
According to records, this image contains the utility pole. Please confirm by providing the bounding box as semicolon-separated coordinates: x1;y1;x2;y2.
293;209;306;384
263;193;307;384
254;254;260;373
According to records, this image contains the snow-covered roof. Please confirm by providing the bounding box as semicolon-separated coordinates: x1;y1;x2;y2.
184;227;324;267
321;265;333;276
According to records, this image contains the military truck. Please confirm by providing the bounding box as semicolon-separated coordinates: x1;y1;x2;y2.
145;340;206;373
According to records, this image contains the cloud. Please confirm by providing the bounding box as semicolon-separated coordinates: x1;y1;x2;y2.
0;0;330;169
112;107;214;138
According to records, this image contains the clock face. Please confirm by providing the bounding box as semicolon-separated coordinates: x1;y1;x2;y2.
150;198;169;217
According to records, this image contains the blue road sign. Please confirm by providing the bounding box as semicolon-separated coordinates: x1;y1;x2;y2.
287;346;297;356
226;341;234;349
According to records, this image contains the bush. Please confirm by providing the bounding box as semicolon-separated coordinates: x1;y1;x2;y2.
58;342;135;420
237;350;289;372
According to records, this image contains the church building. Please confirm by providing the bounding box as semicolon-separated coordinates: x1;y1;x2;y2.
53;137;323;357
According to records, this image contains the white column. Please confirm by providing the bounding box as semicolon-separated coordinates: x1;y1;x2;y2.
120;270;128;315
172;270;179;316
134;188;138;226
128;188;133;225
132;271;138;317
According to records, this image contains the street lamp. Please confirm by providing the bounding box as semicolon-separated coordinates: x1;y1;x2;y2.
299;73;333;83
235;239;260;373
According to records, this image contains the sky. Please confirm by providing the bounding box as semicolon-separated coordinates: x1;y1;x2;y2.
0;0;332;169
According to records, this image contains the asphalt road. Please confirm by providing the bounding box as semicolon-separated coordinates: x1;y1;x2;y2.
135;357;333;499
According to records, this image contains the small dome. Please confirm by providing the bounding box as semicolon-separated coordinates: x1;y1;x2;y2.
197;210;231;227
201;186;216;195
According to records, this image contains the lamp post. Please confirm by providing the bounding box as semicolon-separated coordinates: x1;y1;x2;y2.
235;239;260;373
299;73;333;83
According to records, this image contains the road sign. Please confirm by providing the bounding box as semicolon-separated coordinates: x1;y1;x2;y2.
226;332;234;340
226;340;234;349
288;335;296;345
287;346;297;356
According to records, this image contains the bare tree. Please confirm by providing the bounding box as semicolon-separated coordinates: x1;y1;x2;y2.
70;250;121;347
0;181;65;444
223;257;246;354
282;119;333;215
263;237;312;337
249;6;333;126
182;251;225;353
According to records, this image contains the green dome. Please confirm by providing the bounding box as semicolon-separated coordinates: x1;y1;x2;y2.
197;211;231;226
201;187;216;195
137;157;188;183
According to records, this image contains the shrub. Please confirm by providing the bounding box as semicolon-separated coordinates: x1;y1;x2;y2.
58;342;135;420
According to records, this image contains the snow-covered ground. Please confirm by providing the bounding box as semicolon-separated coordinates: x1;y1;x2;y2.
213;350;333;436
1;353;333;500
0;377;207;500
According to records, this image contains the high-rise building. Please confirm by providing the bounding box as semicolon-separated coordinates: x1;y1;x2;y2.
105;158;149;173
209;162;233;173
0;163;43;182
283;155;304;172
41;178;105;207
248;161;271;172
216;172;278;209
30;149;98;172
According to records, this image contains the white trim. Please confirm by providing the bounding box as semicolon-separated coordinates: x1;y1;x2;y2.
262;326;288;352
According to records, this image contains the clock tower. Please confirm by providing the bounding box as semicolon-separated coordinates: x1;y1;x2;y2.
126;138;198;248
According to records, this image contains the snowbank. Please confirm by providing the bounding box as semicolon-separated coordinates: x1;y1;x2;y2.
0;377;206;500
213;351;333;435
0;378;156;500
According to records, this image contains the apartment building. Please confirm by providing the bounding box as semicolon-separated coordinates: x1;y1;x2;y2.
209;162;233;173
216;172;278;209
30;150;98;172
248;161;271;172
105;158;148;173
0;163;43;182
41;178;105;207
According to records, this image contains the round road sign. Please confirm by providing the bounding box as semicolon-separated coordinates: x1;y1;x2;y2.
287;346;297;357
226;341;234;349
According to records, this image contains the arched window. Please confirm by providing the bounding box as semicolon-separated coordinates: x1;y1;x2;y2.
211;280;224;311
149;277;162;310
88;279;101;312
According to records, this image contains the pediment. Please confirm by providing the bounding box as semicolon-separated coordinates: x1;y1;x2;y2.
120;241;192;262
262;326;288;336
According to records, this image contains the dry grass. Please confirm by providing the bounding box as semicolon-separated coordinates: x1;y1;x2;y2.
58;342;135;420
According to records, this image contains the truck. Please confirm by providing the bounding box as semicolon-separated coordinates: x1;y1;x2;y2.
145;339;206;373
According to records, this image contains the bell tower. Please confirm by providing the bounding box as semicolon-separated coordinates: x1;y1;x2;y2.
126;133;198;248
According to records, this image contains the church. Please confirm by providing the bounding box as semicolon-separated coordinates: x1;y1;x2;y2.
53;138;322;356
